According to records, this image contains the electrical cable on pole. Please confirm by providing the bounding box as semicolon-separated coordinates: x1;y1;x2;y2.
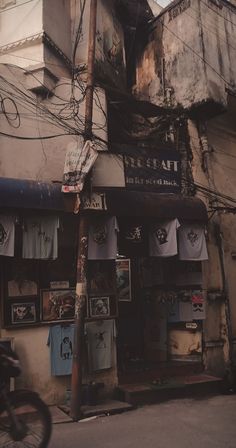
70;0;97;421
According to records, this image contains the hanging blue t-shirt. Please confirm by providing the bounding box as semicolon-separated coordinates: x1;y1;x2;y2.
47;325;74;376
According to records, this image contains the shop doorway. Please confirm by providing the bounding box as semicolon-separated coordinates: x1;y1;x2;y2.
116;258;203;384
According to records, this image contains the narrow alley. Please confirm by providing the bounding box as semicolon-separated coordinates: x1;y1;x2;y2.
49;394;236;448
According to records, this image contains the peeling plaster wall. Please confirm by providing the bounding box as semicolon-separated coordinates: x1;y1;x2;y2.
0;64;107;183
0;0;43;48
0;0;71;81
147;0;163;16
206;111;236;343
0;326;118;404
188;104;236;372
134;0;236;111
0;64;111;404
0;327;69;405
72;0;126;89
43;0;71;60
188;119;228;374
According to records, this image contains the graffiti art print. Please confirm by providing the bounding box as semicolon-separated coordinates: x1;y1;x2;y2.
89;296;110;318
11;301;36;325
41;289;76;322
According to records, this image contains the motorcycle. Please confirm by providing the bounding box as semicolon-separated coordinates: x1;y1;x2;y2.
0;343;52;447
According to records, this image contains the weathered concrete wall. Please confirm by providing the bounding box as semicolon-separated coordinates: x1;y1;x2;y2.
0;0;71;82
0;325;118;405
72;0;126;89
0;64;107;184
147;0;163;16
1;326;69;404
43;0;71;59
0;63;111;404
206;110;236;343
188;103;236;371
134;0;236;112
0;0;42;48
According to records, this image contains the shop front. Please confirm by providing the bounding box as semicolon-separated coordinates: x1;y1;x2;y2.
0;167;209;402
0;178;79;403
86;144;209;388
84;190;208;386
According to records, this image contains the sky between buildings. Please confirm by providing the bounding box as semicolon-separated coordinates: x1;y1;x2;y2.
158;0;171;6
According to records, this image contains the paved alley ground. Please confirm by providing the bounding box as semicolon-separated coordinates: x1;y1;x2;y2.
49;394;236;448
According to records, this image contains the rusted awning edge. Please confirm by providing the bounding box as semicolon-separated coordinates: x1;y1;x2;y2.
0;178;208;221
104;191;208;222
0;177;65;212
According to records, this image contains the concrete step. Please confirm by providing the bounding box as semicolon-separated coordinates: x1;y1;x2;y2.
116;374;224;406
59;400;134;420
118;361;204;385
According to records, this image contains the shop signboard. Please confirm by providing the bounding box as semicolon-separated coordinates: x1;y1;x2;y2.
123;148;181;193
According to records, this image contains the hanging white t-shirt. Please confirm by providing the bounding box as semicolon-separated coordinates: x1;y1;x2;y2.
88;216;119;260
178;224;208;261
149;219;180;257
85;320;116;371
0;215;15;257
23;216;59;259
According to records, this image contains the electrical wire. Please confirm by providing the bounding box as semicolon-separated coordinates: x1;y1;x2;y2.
185;5;236;54
0;130;71;140
200;0;236;28
0;0;36;14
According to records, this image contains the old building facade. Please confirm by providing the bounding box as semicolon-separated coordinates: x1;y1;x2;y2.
133;0;236;380
0;0;235;406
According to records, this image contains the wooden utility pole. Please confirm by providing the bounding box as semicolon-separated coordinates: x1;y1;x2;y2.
70;0;97;421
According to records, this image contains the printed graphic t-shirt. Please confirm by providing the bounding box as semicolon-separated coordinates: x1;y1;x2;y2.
149;219;180;257
88;216;119;260
0;215;15;257
178;224;208;261
23;216;59;259
47;325;74;376
85;320;116;371
118;220;148;257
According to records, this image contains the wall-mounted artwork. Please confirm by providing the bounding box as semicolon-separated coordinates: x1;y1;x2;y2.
11;301;37;325
5;297;40;327
116;259;131;301
41;289;76;322
89;296;110;318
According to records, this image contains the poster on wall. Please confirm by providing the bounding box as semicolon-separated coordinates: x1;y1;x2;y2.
192;291;206;320
116;259;131;302
11;301;37;325
41;289;76;322
4;297;40;327
88;261;116;295
89;296;110;318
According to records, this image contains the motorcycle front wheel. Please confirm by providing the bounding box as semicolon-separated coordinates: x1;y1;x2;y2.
0;390;52;448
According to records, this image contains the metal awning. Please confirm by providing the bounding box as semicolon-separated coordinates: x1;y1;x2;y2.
0;178;208;221
104;191;208;221
0;177;65;211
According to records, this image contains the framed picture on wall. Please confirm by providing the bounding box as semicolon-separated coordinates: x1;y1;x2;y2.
11;301;37;325
88;261;116;295
4;297;40;327
89;296;110;318
6;259;39;298
116;258;131;302
41;289;76;322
